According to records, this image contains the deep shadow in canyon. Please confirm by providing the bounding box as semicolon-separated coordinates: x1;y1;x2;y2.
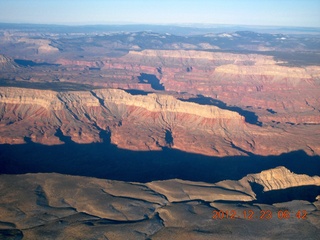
251;182;320;204
0;133;319;184
14;59;60;67
138;73;165;91
124;89;151;95
180;95;262;126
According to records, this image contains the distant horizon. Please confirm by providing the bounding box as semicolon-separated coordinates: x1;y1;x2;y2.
0;0;319;28
1;21;320;30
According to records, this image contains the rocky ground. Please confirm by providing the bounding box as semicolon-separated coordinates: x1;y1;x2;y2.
0;24;320;239
0;167;319;240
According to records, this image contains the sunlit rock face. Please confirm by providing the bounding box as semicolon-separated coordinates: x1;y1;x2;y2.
0;26;320;240
126;50;319;121
0;167;319;239
52;49;320;125
245;166;320;191
2;49;320;150
0;54;19;71
0;87;319;156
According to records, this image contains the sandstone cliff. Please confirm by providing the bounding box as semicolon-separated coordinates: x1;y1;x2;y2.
55;49;320;128
245;166;320;191
119;50;320;125
9;49;319;127
0;87;320;156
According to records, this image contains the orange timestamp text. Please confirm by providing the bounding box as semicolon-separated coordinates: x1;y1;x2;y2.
212;209;308;220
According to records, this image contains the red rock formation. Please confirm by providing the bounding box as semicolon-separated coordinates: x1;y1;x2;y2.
46;50;320;127
107;50;320;125
0;87;319;156
2;49;319;156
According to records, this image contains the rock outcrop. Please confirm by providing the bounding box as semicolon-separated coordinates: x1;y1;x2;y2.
0;167;319;239
1;28;319;240
3;48;319;126
0;54;19;71
18;38;59;54
245;166;320;191
0;87;320;156
215;166;320;195
112;50;320;125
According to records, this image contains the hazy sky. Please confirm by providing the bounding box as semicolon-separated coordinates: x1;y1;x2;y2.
0;0;319;27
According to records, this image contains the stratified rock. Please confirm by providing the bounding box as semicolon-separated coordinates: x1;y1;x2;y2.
18;38;59;54
0;87;320;156
0;54;19;71
115;50;320;125
0;167;319;239
245;166;320;191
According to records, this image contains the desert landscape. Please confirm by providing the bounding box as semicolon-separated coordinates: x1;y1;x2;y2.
0;22;320;239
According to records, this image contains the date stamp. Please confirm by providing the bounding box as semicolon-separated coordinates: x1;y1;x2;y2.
212;209;308;220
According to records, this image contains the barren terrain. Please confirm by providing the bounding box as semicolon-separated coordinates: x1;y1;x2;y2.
0;24;319;239
0;167;320;240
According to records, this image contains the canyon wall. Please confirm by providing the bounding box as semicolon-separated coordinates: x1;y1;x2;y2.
0;87;319;156
8;48;319;127
100;50;320;125
0;54;19;71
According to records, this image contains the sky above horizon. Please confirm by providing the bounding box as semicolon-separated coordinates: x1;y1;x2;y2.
0;0;319;27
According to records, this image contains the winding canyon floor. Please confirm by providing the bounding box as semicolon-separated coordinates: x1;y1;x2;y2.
0;24;320;239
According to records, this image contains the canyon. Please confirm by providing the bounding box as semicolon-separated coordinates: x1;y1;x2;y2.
1;45;320;156
0;86;319;157
0;24;320;239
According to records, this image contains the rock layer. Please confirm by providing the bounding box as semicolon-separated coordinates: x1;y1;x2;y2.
0;54;19;71
245;166;320;191
0;87;320;156
91;50;320;126
0;167;319;239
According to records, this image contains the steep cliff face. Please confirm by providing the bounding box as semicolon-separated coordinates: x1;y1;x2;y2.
17;38;59;54
244;166;320;191
125;50;273;64
0;87;320;156
0;54;19;71
0;87;245;156
13;49;319;126
117;50;320;125
94;89;248;155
